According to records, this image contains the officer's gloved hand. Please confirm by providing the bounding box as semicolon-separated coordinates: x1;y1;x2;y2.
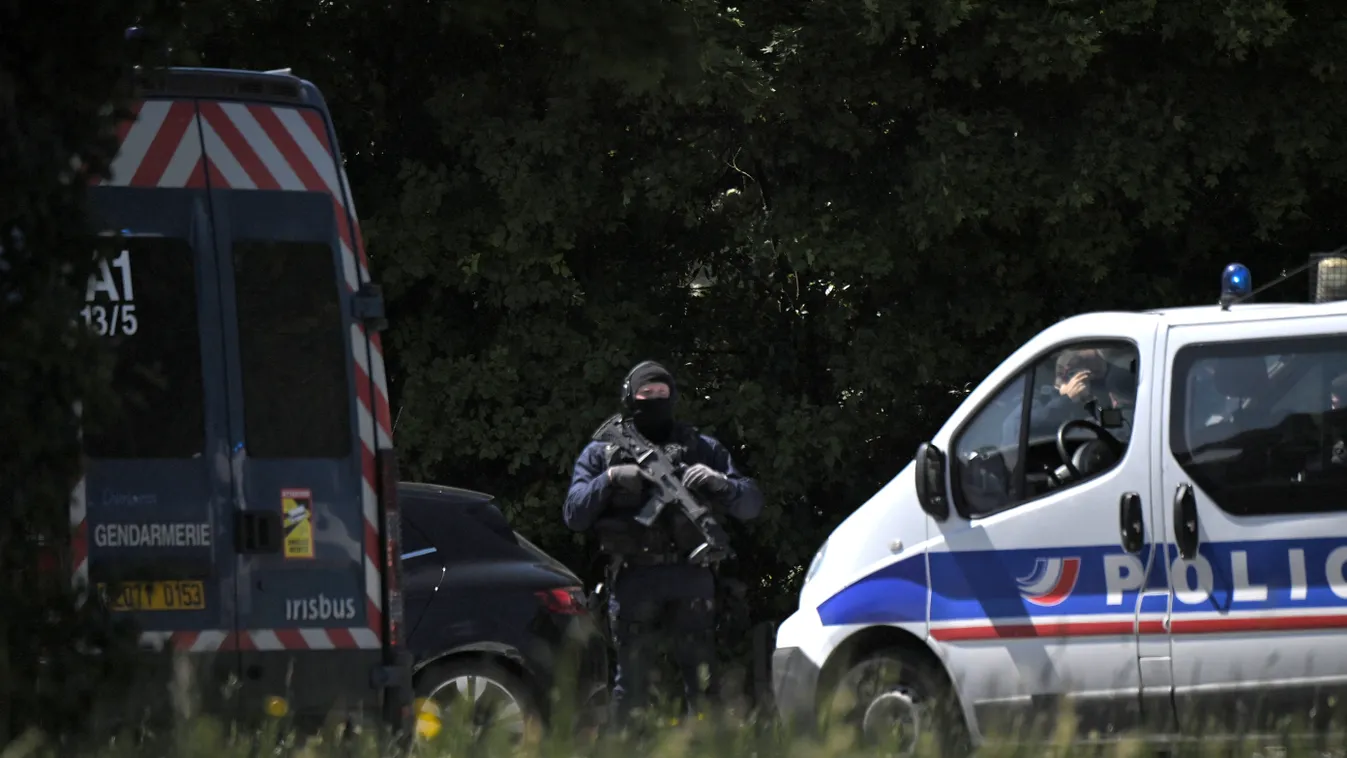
682;463;730;495
606;464;648;496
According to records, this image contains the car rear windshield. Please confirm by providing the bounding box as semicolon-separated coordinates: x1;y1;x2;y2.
82;236;206;458
514;531;572;575
232;239;352;458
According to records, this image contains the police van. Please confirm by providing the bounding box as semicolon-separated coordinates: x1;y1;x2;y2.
75;56;410;729
773;256;1347;751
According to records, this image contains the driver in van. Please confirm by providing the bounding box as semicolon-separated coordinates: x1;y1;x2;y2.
1002;347;1123;443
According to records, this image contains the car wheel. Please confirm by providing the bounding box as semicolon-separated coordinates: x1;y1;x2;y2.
821;649;969;757
415;658;543;745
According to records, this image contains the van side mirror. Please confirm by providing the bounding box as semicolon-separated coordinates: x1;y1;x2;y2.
914;442;950;521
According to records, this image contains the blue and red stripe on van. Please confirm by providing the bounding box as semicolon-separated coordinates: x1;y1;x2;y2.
816;536;1347;640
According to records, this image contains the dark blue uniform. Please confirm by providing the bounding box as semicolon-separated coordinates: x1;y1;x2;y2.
564;426;763;724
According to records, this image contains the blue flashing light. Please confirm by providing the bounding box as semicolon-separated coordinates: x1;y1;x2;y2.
1221;262;1253;299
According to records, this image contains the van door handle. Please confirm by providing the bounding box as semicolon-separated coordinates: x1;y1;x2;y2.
1119;492;1144;554
235;511;283;554
1173;483;1199;560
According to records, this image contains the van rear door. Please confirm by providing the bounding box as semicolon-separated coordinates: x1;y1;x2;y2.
81;97;239;696
195;86;391;715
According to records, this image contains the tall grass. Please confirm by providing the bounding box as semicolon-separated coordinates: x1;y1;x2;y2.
7;656;1346;758
8;699;1347;758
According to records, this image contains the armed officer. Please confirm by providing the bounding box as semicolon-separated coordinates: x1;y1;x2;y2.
563;360;763;728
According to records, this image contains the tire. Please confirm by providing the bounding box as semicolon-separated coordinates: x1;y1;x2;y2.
820;649;970;758
414;658;544;746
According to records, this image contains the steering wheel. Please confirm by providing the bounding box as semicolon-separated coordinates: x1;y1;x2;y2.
1056;419;1123;480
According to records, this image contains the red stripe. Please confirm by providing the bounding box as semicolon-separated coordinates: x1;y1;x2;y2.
253;104;360;259
130;101;195;187
299;109;332;150
362;438;376;475
184;156;207;189
365;521;382;566
249;105;327;188
173;631;199;651
199;102;281;189
360;443;380;565
116;101;144;145
333;198;357;252
203;157;229;189
328;627;358;648
1171;614;1347;635
933;620;1137;641
95;101;148;187
234;633;254;651
70;520;88;571
274;629;308;650
248;106;355;256
352;221;369;268
259;107;355;251
353;361;393;444
353;327;392;419
1138;619;1166;635
90;104;145;187
933;614;1347;642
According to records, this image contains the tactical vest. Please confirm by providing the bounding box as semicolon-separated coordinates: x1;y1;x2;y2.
589;414;711;557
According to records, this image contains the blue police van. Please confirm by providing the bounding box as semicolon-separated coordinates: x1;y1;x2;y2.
75;61;410;730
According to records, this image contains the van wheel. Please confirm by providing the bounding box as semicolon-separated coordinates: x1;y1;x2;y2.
822;650;968;757
415;658;543;745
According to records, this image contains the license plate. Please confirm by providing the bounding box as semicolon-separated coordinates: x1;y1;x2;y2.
98;581;205;612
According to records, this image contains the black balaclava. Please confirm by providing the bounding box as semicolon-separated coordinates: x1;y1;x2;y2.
622;360;677;443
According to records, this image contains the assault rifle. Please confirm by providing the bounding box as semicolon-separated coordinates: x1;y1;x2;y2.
599;420;734;566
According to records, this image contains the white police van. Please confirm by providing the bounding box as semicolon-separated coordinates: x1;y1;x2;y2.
773;255;1347;751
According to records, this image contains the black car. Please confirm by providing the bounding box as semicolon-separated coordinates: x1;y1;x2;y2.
399;482;608;740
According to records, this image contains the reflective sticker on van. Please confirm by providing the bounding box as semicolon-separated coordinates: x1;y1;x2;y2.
281;488;315;560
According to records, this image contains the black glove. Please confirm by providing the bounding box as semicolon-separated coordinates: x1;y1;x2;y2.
682;463;731;495
606;464;648;496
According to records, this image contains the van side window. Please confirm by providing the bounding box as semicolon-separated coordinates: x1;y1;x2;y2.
400;513;435;558
233;240;352;458
1171;336;1347;516
952;340;1140;518
83;237;206;459
953;376;1027;516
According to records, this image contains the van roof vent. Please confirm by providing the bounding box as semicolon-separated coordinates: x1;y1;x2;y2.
1310;252;1347;304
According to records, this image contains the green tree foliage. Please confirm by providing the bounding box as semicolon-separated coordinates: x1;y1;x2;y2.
148;0;1347;648
0;1;148;743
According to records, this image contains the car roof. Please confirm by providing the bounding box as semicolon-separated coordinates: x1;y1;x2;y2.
1145;299;1347;325
397;481;494;505
1052;299;1347;334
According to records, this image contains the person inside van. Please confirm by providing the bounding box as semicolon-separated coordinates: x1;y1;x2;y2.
1327;371;1347;466
1002;347;1130;443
